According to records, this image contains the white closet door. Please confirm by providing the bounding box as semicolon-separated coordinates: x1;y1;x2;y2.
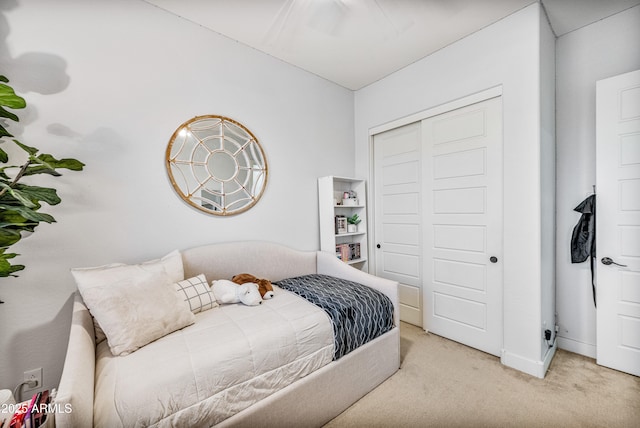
422;96;503;356
596;69;640;377
373;122;423;326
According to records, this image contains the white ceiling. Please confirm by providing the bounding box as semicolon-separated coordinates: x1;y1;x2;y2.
144;0;640;90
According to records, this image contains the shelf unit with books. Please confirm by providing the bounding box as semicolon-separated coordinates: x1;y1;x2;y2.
318;176;368;271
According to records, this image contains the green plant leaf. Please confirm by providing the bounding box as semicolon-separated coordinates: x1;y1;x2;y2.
0;228;22;247
0;148;7;163
347;213;361;224
0;250;25;277
0;209;31;225
20;153;84;177
0;126;13;138
0;211;27;223
0;265;26;278
0;76;8;83
14;183;61;205
36;154;85;171
0;83;26;109
0;106;19;122
21;165;62;177
0;250;17;259
14;140;39;156
0;203;55;223
0;183;36;208
0;222;37;229
0;204;56;224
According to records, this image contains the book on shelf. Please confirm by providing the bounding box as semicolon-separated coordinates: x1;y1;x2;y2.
349;242;361;260
334;215;347;234
336;244;349;261
335;243;361;262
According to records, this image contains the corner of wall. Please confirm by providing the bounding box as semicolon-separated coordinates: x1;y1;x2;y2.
538;0;557;363
501;346;555;379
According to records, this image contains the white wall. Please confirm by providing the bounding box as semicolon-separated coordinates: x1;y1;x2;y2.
355;3;551;377
555;5;640;357
0;0;354;393
539;7;556;363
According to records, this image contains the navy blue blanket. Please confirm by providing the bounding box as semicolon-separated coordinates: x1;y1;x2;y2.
275;274;394;360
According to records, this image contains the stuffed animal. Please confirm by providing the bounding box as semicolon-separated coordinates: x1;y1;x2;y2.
232;273;275;299
211;279;263;306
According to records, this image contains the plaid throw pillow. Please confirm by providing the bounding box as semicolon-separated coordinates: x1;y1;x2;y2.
174;274;218;313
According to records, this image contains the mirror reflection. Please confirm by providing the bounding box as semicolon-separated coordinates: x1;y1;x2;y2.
166;115;268;215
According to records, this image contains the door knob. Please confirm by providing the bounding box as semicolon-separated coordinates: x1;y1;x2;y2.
601;257;627;267
376;244;381;249
490;256;498;263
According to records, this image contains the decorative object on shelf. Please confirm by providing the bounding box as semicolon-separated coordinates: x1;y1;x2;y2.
166;115;268;216
342;189;358;206
335;215;347;234
0;75;85;290
347;213;361;233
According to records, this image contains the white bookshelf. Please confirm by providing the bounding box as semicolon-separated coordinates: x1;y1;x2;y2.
318;176;368;271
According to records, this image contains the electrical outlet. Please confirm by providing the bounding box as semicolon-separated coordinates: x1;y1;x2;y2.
23;368;42;391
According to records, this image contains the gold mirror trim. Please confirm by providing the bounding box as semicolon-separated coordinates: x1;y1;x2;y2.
165;115;268;216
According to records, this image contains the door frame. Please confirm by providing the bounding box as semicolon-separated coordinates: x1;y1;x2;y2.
368;86;503;277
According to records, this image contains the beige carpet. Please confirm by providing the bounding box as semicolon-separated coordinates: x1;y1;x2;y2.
325;323;640;428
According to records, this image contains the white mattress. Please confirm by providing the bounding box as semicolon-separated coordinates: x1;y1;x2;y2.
93;286;334;427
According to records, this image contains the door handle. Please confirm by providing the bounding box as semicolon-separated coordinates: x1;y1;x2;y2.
601;257;627;267
376;244;381;249
490;256;498;263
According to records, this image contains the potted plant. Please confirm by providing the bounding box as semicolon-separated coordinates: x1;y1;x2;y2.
347;213;361;233
0;75;84;302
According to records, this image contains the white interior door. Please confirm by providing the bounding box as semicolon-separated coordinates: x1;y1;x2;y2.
422;96;503;356
596;69;640;377
373;122;423;326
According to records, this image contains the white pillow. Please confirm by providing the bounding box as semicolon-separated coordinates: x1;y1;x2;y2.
78;271;195;356
71;250;184;286
71;250;184;343
174;274;218;313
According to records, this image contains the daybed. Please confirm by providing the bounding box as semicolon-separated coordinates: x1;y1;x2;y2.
55;241;400;427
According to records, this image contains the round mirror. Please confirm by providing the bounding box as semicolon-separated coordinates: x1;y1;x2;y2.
166;115;268;216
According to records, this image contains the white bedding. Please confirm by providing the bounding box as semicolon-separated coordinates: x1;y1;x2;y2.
93;286;334;427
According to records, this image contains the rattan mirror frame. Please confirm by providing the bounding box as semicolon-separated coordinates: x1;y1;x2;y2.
165;115;268;216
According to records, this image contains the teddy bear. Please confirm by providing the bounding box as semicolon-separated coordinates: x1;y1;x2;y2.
211;279;263;306
231;273;275;299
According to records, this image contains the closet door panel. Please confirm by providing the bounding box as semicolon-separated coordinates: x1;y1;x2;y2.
423;96;503;356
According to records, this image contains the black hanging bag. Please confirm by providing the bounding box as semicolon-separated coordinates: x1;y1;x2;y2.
570;194;596;306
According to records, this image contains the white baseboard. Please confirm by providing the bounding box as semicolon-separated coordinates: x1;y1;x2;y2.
501;346;556;379
556;336;596;358
542;343;557;375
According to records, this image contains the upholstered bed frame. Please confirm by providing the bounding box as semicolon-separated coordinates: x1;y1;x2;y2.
55;241;400;427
